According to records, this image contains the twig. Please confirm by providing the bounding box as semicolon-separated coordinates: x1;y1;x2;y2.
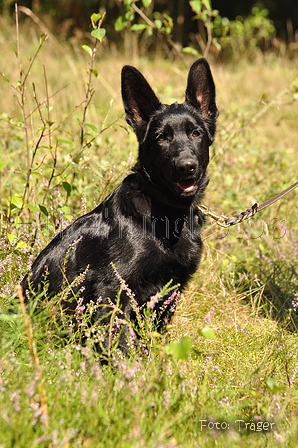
43;65;52;150
131;2;155;28
80;13;106;152
15;3;48;212
26;83;70;120
108;307;119;361
203;17;212;58
18;5;78;75
131;2;186;65
42;142;57;205
68;14;106;190
15;3;30;207
83;115;121;151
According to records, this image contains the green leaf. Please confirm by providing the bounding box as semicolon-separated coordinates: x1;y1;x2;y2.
164;336;192;361
152;331;162;338
258;243;265;253
182;47;201;57
11;194;23;209
201;11;208;22
62;181;72;197
82;45;93;57
25;201;38;214
57;138;74;146
0;160;7;172
91;28;106;42
203;0;212;11
131;24;147;32
86;123;98;133
213;40;221;51
46;118;55;127
190;1;202;15
39;204;49;217
0;73;9;83
199;327;216;340
16;241;27;249
11;42;18;57
8;233;17;245
154;19;162;29
61;205;71;216
91;13;101;25
15;215;21;228
91;69;98;77
142;0;152;7
192;347;202;356
266;378;285;394
115;16;128;32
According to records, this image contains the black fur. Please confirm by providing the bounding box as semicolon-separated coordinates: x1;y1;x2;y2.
21;58;218;341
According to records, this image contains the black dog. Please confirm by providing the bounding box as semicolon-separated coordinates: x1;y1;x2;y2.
21;58;218;345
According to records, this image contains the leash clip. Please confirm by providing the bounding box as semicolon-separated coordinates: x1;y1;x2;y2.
197;204;230;228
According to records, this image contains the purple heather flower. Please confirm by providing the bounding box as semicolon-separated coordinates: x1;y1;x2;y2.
27;254;34;271
148;293;162;310
162;390;170;409
81;191;87;215
10;390;21;412
204;306;215;325
69;235;83;249
159;291;180;314
292;294;298;312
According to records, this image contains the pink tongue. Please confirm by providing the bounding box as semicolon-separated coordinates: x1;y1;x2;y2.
177;180;196;192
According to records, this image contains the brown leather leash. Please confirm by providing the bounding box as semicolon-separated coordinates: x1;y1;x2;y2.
198;180;298;228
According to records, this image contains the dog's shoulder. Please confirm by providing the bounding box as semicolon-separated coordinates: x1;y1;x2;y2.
114;173;151;218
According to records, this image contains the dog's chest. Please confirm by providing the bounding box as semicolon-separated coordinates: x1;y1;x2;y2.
150;201;199;249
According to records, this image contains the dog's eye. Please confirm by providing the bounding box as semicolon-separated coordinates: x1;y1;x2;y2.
158;135;168;143
191;130;201;138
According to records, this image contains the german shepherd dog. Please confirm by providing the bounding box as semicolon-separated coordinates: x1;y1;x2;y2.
21;58;218;347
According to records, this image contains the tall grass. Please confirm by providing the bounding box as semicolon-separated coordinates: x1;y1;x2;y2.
0;13;298;447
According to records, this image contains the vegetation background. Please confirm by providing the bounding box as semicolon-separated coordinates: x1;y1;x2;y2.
1;0;298;47
0;1;297;447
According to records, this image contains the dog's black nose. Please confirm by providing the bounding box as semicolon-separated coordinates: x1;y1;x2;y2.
175;159;198;175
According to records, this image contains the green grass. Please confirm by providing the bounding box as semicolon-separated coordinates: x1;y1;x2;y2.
0;16;298;447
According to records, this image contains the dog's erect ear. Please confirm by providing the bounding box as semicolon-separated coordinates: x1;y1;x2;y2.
121;66;161;142
185;58;218;142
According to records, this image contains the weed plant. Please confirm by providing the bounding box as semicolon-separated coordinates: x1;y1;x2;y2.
0;11;298;448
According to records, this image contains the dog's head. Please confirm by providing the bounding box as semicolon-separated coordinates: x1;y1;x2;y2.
121;59;219;200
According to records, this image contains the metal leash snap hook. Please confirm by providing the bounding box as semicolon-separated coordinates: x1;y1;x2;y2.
197;204;229;228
